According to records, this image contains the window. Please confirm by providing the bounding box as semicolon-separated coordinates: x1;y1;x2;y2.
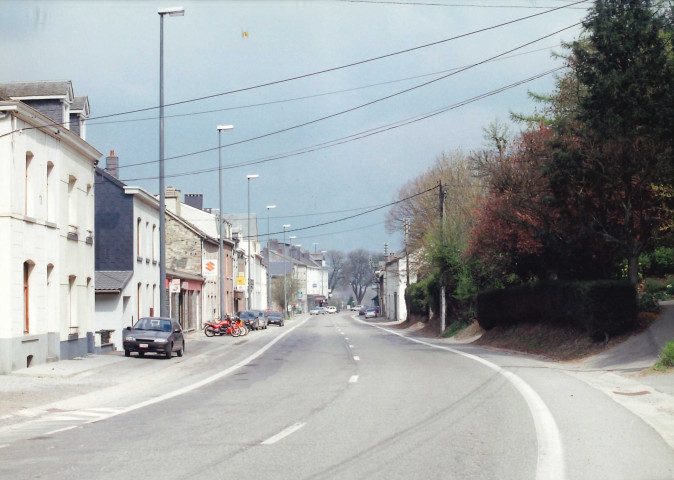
23;261;34;333
68;275;77;329
46;162;54;222
68;175;77;234
25;152;34;217
136;217;142;258
152;224;157;262
137;283;142;321
145;221;150;258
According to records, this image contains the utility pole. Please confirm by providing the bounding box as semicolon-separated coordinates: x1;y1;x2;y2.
439;180;446;336
383;243;388;318
404;218;410;288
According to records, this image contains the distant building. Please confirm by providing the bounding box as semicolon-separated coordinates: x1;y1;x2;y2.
0;80;100;373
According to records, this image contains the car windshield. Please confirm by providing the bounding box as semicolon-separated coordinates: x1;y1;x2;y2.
133;318;172;332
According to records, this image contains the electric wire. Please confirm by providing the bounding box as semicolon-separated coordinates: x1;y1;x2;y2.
0;0;586;140
121;65;565;182
89;44;561;128
119;22;580;173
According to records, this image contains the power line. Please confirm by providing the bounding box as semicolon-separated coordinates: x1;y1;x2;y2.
90;44;561;128
243;184;439;239
119;22;580;173
0;0;586;140
339;0;590;8
121;66;565;182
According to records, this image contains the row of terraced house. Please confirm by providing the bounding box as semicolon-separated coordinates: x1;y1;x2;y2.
0;80;328;374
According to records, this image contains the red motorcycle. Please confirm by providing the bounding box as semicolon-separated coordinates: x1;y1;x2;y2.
204;316;247;337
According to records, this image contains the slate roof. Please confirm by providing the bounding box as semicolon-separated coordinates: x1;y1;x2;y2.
70;95;90;116
0;80;74;100
95;271;133;292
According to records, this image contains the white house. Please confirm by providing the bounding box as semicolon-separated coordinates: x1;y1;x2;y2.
0;81;101;373
383;251;419;322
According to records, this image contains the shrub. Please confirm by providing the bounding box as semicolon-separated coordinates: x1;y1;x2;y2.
655;341;674;370
643;278;667;294
406;275;439;317
477;280;637;339
639;292;661;312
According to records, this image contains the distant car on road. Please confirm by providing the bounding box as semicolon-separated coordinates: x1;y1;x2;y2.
365;308;378;318
265;311;284;327
310;306;328;315
358;305;370;315
123;317;184;359
325;306;337;314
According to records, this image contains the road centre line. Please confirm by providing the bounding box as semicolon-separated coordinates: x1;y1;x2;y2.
356;317;565;480
261;422;306;445
353;356;360;361
349;375;359;383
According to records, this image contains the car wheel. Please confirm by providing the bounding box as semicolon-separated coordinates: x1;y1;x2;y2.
124;349;130;357
177;341;184;357
165;343;172;359
280;321;284;327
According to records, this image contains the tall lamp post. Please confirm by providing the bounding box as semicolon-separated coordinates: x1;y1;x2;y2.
246;174;259;309
282;224;290;317
217;125;233;320
266;205;276;309
288;236;296;315
158;6;184;318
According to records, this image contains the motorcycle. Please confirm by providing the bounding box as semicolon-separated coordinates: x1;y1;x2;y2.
203;316;247;337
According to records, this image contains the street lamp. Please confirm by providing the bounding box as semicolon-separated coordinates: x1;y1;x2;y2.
282;224;290;317
266;205;276;309
158;6;184;318
217;125;233;320
246;174;259;309
289;236;296;316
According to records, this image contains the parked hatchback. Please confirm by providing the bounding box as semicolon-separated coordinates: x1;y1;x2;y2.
238;310;268;330
123;317;184;359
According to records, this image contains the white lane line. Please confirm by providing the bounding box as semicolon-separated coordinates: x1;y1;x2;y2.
353;356;360;361
356;317;565;480
349;345;355;349
85;316;313;425
0;444;9;449
261;422;306;445
45;425;79;435
0;415;13;421
345;337;349;340
349;375;359;383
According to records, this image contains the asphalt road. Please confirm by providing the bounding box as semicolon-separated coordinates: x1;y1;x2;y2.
0;312;673;480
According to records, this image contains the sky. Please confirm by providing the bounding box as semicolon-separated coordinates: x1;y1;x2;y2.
0;0;590;255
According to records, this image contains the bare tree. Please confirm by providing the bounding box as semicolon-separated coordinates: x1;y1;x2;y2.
271;275;302;315
345;249;375;304
326;249;346;292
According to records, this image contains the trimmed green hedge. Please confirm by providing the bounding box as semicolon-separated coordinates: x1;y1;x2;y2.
477;280;637;340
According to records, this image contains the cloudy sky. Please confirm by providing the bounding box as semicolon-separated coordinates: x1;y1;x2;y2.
1;0;590;254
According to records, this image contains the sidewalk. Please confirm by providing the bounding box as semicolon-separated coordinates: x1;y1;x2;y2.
0;330;203;420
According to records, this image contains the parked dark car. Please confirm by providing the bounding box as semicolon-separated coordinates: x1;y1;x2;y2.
358;305;370;315
265;310;284;327
238;310;268;330
123;317;184;359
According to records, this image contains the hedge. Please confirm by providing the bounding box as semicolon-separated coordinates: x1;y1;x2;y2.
477;280;637;340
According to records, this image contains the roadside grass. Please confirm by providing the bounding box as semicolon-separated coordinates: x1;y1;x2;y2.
442;321;468;338
474;311;660;362
653;340;674;372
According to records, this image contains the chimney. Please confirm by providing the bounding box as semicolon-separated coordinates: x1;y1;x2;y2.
165;186;181;216
184;193;203;210
106;150;119;178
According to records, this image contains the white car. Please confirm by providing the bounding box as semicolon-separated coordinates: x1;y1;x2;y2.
310;307;328;315
325;306;337;314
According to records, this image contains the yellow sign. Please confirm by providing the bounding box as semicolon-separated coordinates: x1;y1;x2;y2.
236;273;246;292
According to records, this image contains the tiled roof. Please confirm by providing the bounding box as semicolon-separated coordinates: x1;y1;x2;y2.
95;271;133;292
0;80;73;100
